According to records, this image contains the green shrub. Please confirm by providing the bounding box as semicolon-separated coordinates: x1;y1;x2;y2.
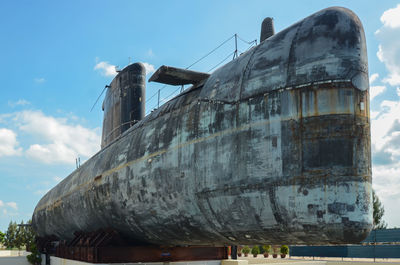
251;246;259;255
280;245;289;255
258;245;265;254
262;245;271;253
242;246;250;254
26;244;42;265
272;246;279;254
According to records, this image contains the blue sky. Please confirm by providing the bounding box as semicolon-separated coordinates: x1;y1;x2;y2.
1;0;400;231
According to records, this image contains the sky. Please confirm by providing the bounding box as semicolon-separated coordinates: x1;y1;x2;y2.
0;0;400;231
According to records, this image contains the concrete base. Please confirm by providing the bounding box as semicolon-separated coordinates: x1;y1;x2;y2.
50;256;94;265
221;260;248;265
236;259;326;265
0;250;29;257
47;257;330;265
258;259;327;265
50;257;222;265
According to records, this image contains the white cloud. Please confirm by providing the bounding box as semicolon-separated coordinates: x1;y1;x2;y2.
372;99;400;155
369;73;385;100
370;7;400;226
0;200;18;211
6;202;17;210
94;61;117;77
142;62;155;75
34;77;46;83
371;96;400;227
0;110;101;165
370;85;386;100
376;45;400;85
0;128;22;157
34;189;50;196
0;113;13;123
53;176;63;182
8;99;30;108
13;110;100;164
369;73;379;84
380;4;400;29
94;59;155;77
147;49;155;57
370;5;400;224
373;164;400;227
376;4;400;86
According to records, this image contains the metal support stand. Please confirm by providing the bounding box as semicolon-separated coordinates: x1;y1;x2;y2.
231;246;237;260
48;229;229;263
374;229;376;262
157;89;160;108
233;34;238;59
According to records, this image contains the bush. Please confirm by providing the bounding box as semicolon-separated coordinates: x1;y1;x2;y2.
242;246;250;254
272;246;279;255
280;245;289;255
258;245;265;254
251;246;259;256
262;245;271;253
26;243;42;265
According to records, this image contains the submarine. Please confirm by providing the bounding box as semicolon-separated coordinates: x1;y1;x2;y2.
32;7;372;247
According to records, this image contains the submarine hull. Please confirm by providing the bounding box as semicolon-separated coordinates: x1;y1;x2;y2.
32;7;372;245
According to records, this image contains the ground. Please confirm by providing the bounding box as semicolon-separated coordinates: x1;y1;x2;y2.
1;253;400;265
0;256;30;265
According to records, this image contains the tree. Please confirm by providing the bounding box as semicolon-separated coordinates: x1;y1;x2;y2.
15;220;26;250
0;231;5;246
27;243;42;265
373;189;387;229
4;221;17;249
2;219;37;251
24;220;36;250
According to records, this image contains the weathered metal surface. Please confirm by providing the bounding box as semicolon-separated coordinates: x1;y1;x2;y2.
32;6;372;247
149;65;211;85
101;62;146;148
260;17;274;42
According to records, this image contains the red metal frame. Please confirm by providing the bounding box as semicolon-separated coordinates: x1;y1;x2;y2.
52;230;228;263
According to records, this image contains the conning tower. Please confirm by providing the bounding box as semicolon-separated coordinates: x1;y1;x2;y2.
260;17;275;42
101;62;146;148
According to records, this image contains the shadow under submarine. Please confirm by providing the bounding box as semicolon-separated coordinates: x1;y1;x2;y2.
32;6;372;246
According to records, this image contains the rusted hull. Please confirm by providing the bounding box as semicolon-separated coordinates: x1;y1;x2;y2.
32;7;372;246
